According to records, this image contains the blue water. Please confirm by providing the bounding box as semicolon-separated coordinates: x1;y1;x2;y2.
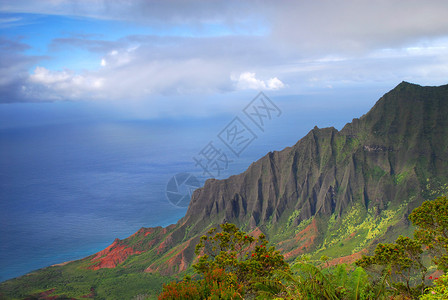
0;89;383;282
0;120;193;281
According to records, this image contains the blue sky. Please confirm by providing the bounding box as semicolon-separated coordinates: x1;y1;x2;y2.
1;0;448;117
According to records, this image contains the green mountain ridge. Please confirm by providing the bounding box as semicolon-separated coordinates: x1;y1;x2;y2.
177;81;448;260
1;81;448;299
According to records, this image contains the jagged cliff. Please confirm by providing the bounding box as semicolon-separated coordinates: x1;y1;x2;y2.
77;81;448;275
2;82;448;299
184;81;448;231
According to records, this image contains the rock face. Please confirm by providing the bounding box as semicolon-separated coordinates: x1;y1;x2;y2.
86;82;448;274
184;82;448;230
88;238;141;270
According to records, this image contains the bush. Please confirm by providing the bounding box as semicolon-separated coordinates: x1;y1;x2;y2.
159;223;288;299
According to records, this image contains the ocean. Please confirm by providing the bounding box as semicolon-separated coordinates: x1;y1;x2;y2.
0;90;381;282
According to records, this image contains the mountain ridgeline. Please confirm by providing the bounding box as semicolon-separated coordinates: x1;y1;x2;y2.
1;82;448;299
174;81;448;263
185;81;448;229
90;81;448;274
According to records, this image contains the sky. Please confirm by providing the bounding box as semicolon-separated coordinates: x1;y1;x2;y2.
1;0;448;117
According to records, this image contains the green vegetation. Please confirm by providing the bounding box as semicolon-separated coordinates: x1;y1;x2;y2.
356;236;427;298
409;196;448;272
0;261;172;299
316;201;407;259
421;275;448;299
159;223;289;299
157;225;378;299
159;197;448;299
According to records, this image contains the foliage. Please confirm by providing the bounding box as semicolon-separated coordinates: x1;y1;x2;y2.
160;223;384;300
356;235;427;298
0;262;170;300
321;201;407;258
420;274;448;299
159;197;448;299
409;196;448;272
320;255;330;268
159;223;289;299
356;196;448;298
254;263;376;300
288;262;338;299
159;269;244;300
194;223;289;288
331;265;372;300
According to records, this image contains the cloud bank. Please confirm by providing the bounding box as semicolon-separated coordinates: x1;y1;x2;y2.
0;0;448;104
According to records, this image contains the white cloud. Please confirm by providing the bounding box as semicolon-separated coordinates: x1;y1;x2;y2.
30;66;71;85
232;72;285;91
101;47;138;67
266;77;285;90
2;0;448;104
28;66;104;100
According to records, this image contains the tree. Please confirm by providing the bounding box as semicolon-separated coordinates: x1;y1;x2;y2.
320;255;330;268
409;196;448;272
194;223;289;292
356;235;427;298
158;223;289;299
356;196;448;298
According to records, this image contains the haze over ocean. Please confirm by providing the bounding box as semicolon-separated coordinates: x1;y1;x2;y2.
0;88;383;281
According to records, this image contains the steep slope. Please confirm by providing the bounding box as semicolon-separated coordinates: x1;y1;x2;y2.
75;81;448;272
171;81;448;262
185;82;448;227
2;82;448;299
